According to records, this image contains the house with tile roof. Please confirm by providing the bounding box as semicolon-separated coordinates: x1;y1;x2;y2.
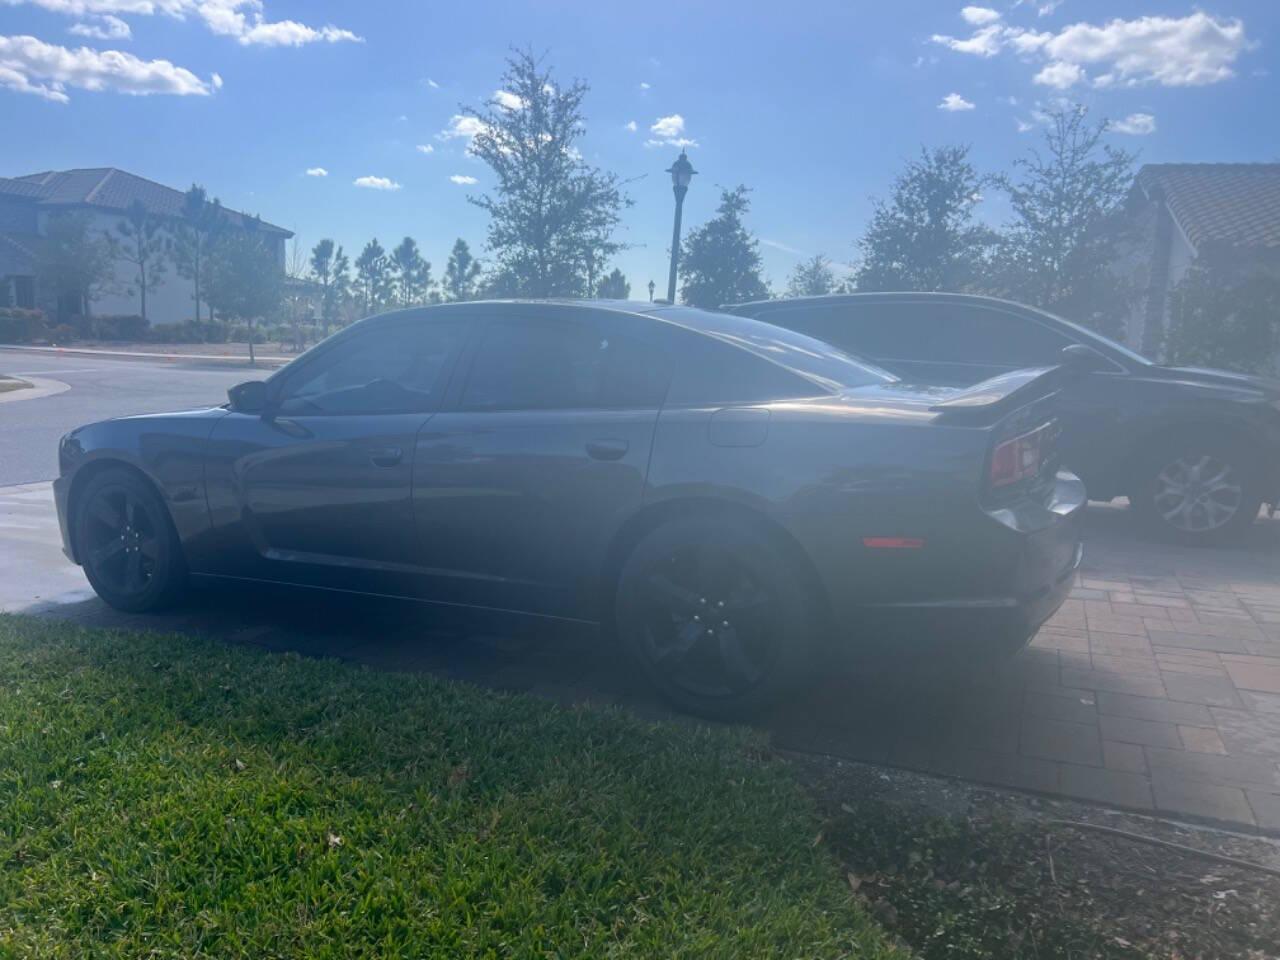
0;167;291;326
1123;163;1280;356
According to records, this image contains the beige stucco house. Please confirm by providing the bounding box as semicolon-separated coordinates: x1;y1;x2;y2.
0;167;291;325
1122;163;1280;356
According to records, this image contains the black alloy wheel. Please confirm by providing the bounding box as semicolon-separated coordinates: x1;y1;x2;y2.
76;468;186;612
616;516;816;717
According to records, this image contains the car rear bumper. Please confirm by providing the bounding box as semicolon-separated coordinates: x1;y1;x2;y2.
845;471;1085;658
53;473;76;563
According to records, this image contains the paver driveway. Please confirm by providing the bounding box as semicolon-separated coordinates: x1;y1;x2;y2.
3;481;1279;833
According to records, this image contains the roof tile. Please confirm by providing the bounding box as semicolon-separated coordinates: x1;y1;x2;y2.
1135;164;1280;250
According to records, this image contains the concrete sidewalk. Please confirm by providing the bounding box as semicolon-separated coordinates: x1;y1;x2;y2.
4;480;1279;834
0;343;291;368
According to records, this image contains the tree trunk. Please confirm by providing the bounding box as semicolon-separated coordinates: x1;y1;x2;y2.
140;263;147;322
248;320;256;365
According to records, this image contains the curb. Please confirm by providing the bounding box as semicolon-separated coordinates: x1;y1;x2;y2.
0;376;71;405
0;344;291;369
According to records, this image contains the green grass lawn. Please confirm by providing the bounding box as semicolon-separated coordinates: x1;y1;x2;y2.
0;614;898;959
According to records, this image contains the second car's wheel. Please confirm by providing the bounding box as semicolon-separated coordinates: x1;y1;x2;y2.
1131;438;1263;546
75;467;187;612
614;515;819;718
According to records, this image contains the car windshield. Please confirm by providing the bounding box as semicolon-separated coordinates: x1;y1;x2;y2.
654;306;896;392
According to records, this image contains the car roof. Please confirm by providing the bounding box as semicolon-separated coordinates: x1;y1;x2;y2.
724;291;1046;315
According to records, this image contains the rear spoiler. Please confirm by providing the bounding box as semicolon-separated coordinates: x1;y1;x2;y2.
929;365;1072;424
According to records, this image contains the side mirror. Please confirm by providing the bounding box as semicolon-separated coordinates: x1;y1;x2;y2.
228;379;269;414
1061;344;1111;372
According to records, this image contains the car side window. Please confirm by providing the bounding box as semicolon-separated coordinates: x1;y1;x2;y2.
459;317;670;411
663;330;825;405
276;320;464;415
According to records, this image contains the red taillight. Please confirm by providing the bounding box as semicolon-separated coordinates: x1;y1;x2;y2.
989;424;1049;489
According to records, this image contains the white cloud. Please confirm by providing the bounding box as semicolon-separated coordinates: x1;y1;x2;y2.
650;114;684;138
437;113;487;152
931;24;1002;57
938;91;975;111
644;114;698;148
932;13;1249;89
210;69;220;87
415;143;434;154
353;175;400;190
1111;112;1155;135
624;119;636;132
67;14;130;38
1033;60;1083;88
961;6;1000;26
1015;117;1034;132
4;1;362;47
423;76;439;88
0;33;213;101
493;88;524;110
449;174;477;185
1038;0;1062;15
638;81;649;90
305;166;327;176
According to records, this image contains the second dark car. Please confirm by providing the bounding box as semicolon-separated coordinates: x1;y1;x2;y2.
730;293;1280;545
54;301;1083;715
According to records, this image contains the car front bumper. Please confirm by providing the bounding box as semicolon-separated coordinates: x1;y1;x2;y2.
52;473;76;564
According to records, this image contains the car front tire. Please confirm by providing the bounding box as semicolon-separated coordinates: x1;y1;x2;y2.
614;515;818;718
75;467;188;612
1131;438;1263;546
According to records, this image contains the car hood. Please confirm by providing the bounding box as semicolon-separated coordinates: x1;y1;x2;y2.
1157;365;1280;397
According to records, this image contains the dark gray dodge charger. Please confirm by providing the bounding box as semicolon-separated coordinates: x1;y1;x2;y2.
55;301;1084;715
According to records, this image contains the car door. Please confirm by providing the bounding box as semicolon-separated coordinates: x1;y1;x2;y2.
412;309;669;621
201;317;467;595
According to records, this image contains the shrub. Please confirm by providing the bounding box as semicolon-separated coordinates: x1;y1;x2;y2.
1166;245;1280;374
88;314;149;341
0;307;49;343
49;323;76;344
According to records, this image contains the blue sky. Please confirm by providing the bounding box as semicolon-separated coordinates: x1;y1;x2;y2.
1;0;1276;292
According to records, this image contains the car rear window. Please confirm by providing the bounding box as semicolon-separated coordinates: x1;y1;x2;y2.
654;307;894;393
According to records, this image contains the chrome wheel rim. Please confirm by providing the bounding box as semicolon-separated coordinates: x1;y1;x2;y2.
636;543;780;699
1152;455;1243;533
83;488;160;596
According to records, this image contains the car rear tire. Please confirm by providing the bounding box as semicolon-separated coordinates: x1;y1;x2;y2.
75;467;187;612
1130;437;1263;546
614;515;818;718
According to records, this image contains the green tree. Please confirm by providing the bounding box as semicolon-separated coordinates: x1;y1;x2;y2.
115;199;168;322
172;185;225;326
994;106;1136;336
786;254;841;297
442;238;482;301
205;221;283;364
1165;245;1280;374
678;185;770;308
36;210;116;322
595;267;630;299
390;236;432;307
854;145;995;293
354;239;390;315
464;49;630;297
310;238;340;332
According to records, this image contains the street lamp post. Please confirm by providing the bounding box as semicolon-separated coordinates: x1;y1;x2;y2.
664;151;696;303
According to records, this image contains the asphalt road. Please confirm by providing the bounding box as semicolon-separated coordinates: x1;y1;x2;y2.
0;351;263;485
